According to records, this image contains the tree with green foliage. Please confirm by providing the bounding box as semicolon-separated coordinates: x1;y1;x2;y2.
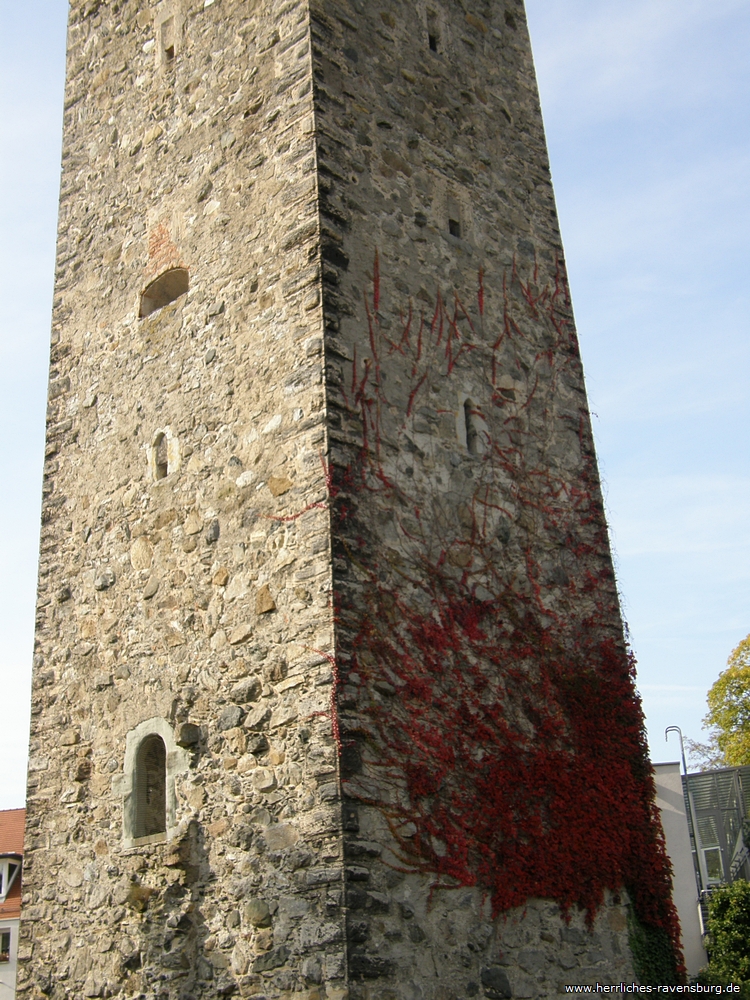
698;880;750;991
687;634;750;770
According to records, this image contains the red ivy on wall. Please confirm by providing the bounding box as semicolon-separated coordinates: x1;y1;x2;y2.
327;255;683;964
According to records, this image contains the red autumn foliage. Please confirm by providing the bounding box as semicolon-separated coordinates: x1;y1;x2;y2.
326;258;682;966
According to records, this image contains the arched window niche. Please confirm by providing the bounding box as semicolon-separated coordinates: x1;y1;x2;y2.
139;267;189;318
464;398;479;454
149;427;180;482
120;718;189;848
457;394;488;456
135;734;167;838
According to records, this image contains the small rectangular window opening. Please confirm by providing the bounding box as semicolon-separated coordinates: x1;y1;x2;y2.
447;195;462;239
0;931;10;963
427;11;440;52
161;17;175;61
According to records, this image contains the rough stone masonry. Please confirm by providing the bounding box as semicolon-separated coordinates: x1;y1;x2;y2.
19;0;672;998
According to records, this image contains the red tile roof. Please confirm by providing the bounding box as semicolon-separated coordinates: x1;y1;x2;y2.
0;810;24;857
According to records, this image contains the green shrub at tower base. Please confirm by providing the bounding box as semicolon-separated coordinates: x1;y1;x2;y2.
627;909;681;986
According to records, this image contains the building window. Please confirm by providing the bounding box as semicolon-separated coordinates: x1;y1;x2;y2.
0;930;9;963
135;735;167;839
703;847;724;884
0;860;20;904
139;267;189;318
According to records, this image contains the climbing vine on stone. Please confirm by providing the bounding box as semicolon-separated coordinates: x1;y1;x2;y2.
327;255;684;974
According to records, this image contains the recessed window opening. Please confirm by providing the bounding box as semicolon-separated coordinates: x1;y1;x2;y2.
0;930;10;963
135;734;167;839
123;718;190;848
161;16;175;61
139;267;189;318
427;11;440;52
447;194;462;239
154;433;169;480
464;398;480;455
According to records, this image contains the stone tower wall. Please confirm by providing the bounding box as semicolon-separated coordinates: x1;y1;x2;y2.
308;1;643;996
21;0;347;996
20;0;679;998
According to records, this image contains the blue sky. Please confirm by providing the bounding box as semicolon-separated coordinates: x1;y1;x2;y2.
525;0;750;765
0;0;748;809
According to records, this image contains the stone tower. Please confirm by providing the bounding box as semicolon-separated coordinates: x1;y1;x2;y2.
20;0;681;997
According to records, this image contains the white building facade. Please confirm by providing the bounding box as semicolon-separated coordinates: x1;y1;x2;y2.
653;762;708;977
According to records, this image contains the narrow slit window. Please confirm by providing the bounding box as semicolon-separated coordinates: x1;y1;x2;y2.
464;398;480;455
447;195;461;239
427;11;440;52
139;267;189;318
135;734;167;838
0;931;9;963
154;433;169;480
161;17;175;61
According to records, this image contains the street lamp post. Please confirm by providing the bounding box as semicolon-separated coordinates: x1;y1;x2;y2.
666;725;705;892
